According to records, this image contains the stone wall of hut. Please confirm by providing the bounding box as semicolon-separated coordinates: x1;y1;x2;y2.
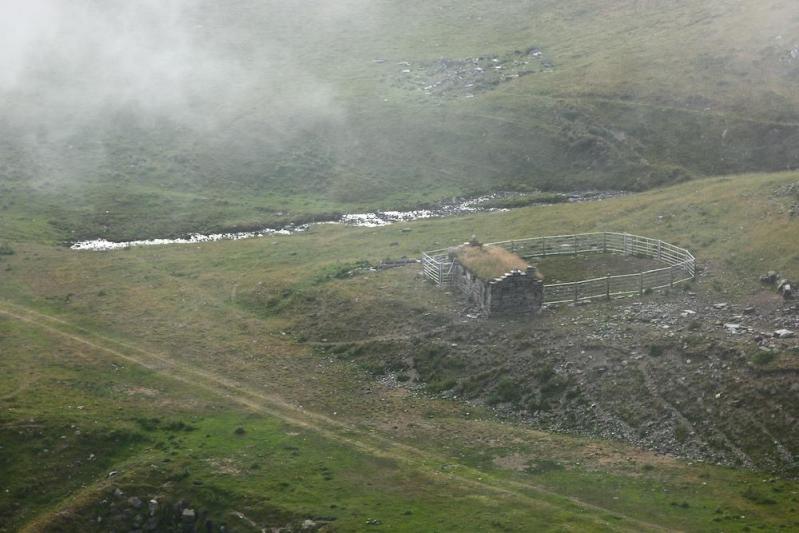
452;263;543;315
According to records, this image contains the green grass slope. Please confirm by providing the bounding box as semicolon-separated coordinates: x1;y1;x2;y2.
1;171;798;530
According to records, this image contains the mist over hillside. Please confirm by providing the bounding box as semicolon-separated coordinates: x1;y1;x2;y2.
2;0;799;240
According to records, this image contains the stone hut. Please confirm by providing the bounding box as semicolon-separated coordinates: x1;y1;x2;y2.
449;241;543;315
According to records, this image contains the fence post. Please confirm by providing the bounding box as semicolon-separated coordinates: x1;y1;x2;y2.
511;240;516;253
438;262;443;286
541;237;545;257
573;283;578;303
639;272;644;295
657;240;662;261
670;265;674;288
603;232;607;253
606;275;611;300
573;234;578;256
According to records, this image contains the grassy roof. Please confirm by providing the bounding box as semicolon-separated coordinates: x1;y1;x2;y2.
454;244;529;280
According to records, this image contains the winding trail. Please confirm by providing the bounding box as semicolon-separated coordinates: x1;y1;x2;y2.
0;300;671;532
0;375;35;402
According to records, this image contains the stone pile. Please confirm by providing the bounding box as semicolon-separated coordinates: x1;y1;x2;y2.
760;271;793;299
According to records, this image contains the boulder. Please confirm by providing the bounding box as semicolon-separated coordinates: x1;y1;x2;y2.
777;280;793;299
128;496;143;509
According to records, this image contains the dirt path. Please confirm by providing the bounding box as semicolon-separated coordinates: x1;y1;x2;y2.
0;375;35;402
0;300;671;532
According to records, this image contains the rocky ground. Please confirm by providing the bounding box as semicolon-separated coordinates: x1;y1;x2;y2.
501;290;797;473
775;181;799;217
302;266;799;477
383;46;553;98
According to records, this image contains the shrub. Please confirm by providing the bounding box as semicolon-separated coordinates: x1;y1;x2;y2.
525;460;564;474
163;420;196;432
742;486;777;505
674;423;690;442
685;335;705;348
648;343;667;357
488;378;522;405
0;243;14;256
427;378;457;393
527;398;552;412
751;350;776;366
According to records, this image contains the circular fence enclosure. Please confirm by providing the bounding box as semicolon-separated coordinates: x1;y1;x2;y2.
422;232;696;304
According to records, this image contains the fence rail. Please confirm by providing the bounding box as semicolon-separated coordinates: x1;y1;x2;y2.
421;232;695;304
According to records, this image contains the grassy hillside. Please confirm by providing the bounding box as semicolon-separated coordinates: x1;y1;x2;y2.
1;171;798;530
4;0;799;241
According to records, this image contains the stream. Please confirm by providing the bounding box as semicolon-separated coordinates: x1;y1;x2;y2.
70;191;625;251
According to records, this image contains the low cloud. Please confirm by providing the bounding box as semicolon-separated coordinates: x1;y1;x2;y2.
0;0;354;146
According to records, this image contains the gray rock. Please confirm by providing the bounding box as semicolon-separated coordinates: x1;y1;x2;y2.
774;329;794;338
128;496;143;509
778;281;793;299
144;517;159;532
182;508;196;523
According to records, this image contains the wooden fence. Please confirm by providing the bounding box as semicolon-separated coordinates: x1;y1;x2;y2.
421;232;696;304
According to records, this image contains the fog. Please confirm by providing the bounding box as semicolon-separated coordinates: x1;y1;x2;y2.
0;0;364;149
3;0;797;201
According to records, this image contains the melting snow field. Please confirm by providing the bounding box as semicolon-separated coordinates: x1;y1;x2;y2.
71;191;624;251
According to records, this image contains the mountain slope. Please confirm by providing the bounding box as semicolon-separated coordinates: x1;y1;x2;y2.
2;0;799;241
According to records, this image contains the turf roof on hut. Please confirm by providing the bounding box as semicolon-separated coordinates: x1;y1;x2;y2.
454;243;529;280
